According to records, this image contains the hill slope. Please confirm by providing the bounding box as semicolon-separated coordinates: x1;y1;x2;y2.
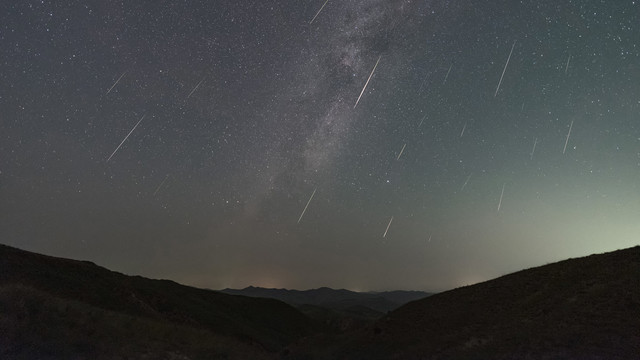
0;244;319;359
287;246;640;359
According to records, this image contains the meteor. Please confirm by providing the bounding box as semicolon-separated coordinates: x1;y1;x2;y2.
297;188;317;224
460;174;472;192
309;0;329;24
153;174;171;196
106;71;126;95
397;143;406;160
497;183;505;212
187;77;205;99
494;41;516;97
563;120;573;154
106;115;145;162
383;216;394;238
354;56;381;109
443;63;452;84
530;137;538;160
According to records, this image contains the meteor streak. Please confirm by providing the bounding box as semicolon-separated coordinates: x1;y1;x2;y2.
494;41;516;97
106;115;145;162
297;188;317;224
106;72;126;95
418;113;427;128
309;0;329;24
397;143;406;160
443;63;452;84
460;174;472;192
187;77;205;99
354;56;381;109
383;216;394;238
563;120;573;154
153;174;170;196
530;137;538;160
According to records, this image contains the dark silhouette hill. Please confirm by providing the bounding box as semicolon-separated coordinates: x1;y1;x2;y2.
285;246;640;359
0;243;319;359
4;243;638;359
221;286;430;313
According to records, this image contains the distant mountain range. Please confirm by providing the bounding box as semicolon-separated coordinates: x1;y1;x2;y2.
2;243;639;359
220;286;431;313
221;286;431;332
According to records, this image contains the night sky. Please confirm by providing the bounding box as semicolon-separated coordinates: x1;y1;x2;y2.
2;1;639;292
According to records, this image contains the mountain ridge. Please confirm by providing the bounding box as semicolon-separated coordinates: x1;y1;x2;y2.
285;245;640;359
0;243;318;358
2;243;638;359
220;286;431;313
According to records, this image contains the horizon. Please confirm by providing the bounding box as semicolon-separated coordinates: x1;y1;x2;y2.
5;241;636;294
2;1;639;292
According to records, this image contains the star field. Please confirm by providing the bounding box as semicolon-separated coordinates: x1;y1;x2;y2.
1;0;640;291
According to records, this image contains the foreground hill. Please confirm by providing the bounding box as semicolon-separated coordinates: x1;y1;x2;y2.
0;244;319;359
286;246;640;359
